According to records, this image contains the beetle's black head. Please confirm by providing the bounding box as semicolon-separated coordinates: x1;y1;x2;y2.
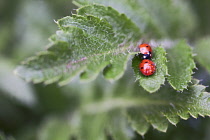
142;54;152;59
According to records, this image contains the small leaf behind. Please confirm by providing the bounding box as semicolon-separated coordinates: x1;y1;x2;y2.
167;40;196;91
194;37;210;73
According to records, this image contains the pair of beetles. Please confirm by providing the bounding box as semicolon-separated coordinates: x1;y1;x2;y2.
138;44;156;76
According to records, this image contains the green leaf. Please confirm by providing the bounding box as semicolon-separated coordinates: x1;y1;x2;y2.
77;4;141;41
15;5;141;85
127;108;169;134
107;111;133;140
194;37;210;73
126;80;210;135
38;117;71;140
127;109;150;136
71;72;210;136
163;112;180;126
79;113;107;140
132;46;167;93
74;0;196;38
167;40;196;91
73;110;133;140
103;54;130;80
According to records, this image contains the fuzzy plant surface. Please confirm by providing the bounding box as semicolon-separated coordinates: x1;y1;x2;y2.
14;0;210;138
15;4;195;93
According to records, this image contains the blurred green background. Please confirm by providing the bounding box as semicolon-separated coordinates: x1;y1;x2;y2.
1;0;210;139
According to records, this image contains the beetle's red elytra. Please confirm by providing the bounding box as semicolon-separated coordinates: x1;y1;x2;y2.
139;59;156;76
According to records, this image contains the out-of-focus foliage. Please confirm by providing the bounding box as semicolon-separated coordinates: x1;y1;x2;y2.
1;0;210;140
0;58;36;106
75;0;197;38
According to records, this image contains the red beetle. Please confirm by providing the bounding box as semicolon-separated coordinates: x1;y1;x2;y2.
139;59;156;76
139;43;152;59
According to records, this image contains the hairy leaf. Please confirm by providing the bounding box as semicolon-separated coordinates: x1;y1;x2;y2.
14;5;141;85
132;46;167;93
77;4;141;41
74;0;196;38
194;37;210;73
126;78;209;135
167;40;196;91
